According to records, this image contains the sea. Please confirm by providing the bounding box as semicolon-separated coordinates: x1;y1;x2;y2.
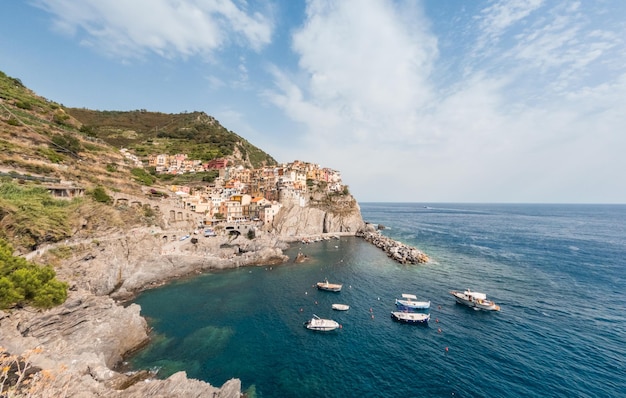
127;203;626;398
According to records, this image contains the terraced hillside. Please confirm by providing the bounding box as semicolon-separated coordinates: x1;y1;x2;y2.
67;108;276;169
0;70;275;253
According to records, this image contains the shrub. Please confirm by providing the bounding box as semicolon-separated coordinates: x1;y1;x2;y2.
48;246;72;259
79;124;96;137
143;205;155;218
37;147;65;163
0;182;73;250
90;186;112;204
131;168;154;186
52;111;70;125
6;117;20;126
15;100;32;110
51;133;81;155
0;239;68;309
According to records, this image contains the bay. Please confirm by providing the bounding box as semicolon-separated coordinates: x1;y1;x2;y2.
128;203;626;397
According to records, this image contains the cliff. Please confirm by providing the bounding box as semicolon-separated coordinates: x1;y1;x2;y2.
0;190;363;397
269;193;365;238
1;229;287;397
43;227;289;300
0;70;365;397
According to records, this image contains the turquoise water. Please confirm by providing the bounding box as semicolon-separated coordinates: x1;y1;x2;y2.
128;203;626;397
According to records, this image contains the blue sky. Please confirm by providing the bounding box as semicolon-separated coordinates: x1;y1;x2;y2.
1;0;625;203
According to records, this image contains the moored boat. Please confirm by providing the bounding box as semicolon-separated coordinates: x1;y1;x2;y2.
390;311;430;324
395;293;430;309
331;303;350;311
317;279;342;292
450;289;500;311
304;315;340;331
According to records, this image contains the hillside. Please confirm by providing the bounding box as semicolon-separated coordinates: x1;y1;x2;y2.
0;71;151;190
67;108;276;169
0;70;365;397
0;70;274;253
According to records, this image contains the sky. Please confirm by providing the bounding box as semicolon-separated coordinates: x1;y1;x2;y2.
1;0;625;204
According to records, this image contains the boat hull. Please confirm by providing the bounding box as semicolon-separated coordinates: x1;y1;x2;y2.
317;282;342;292
304;316;340;331
390;311;430;324
332;304;350;311
450;291;500;311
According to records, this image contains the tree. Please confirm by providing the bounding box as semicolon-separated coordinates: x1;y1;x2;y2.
0;239;68;309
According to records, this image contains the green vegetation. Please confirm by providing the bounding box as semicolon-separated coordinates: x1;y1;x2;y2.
37;146;66;163
6;117;20;126
52;112;69;125
130;168;154;186
0;181;75;251
0;239;68;309
51;133;82;156
154;169;219;185
89;186;112;204
67;108;277;169
0;71;58;115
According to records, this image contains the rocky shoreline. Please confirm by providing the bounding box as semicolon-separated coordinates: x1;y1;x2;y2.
1;204;429;397
1;228;276;397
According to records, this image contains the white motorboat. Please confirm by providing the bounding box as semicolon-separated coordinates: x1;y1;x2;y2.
390;311;430;324
450;289;500;311
331;303;350;311
317;279;342;292
304;315;340;331
395;293;430;309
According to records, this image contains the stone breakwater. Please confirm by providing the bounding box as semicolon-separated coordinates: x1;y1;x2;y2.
357;230;429;264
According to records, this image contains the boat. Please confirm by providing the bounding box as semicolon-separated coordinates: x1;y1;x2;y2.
331;303;350;311
304;315;340;331
390;311;430;324
449;289;501;311
395;293;430;309
316;279;342;292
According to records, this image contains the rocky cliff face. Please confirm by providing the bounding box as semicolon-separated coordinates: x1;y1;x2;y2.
1;229;288;397
1;193;363;397
0;290;217;398
269;193;365;237
42;228;288;300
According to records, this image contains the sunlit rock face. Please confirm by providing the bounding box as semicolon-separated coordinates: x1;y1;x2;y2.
269;193;365;238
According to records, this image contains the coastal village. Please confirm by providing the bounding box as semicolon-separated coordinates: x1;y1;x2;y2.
121;149;347;229
1;104;426;397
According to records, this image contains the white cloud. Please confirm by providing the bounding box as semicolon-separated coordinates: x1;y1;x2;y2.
23;0;626;202
268;0;438;148
33;0;274;59
268;0;626;202
478;0;545;41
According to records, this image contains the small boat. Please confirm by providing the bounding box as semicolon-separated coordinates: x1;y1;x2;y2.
317;279;342;292
390;311;430;324
449;289;500;311
332;303;350;311
395;293;430;309
304;315;340;331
